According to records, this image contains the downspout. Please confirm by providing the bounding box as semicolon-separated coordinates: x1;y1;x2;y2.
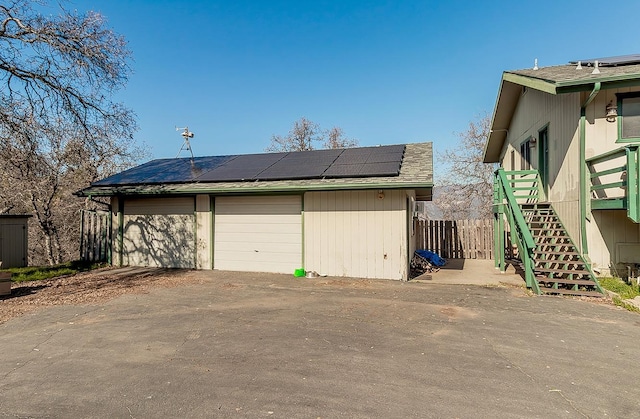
580;82;601;256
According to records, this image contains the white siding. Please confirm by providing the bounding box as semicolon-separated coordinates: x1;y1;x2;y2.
502;89;582;247
304;190;408;280
122;197;195;268
588;210;640;275
501;85;640;273
584;87;640;274
195;195;212;269
214;195;302;274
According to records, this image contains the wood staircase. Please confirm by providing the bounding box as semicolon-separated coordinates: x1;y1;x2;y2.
520;203;603;297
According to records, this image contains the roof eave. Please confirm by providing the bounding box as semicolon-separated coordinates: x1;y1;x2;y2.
77;180;434;197
484;76;530;163
483;71;640;163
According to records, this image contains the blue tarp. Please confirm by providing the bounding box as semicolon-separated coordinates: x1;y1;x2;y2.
415;250;446;267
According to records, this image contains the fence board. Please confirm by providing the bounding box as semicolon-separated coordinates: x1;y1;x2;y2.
80;209;111;263
416;219;494;260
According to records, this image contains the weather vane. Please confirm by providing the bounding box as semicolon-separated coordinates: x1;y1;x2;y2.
175;126;195;159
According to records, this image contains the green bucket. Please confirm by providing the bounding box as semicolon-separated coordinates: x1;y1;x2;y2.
293;268;305;277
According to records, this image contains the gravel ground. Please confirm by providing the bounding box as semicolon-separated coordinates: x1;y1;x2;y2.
1;266;622;326
0;267;205;324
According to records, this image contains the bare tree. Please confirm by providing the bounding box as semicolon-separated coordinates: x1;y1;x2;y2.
266;117;321;152
433;114;497;220
0;1;134;140
0;117;143;265
266;117;359;152
323;126;359;149
0;1;140;265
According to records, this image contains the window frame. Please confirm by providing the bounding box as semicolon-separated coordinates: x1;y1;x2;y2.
520;137;533;170
616;92;640;143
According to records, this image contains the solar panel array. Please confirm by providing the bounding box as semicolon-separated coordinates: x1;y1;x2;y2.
94;145;405;186
92;156;235;186
570;54;640;67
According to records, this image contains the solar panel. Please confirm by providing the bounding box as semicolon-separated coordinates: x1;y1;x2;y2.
90;144;406;186
286;149;342;159
91;159;175;186
332;149;371;165
321;146;404;178
196;153;286;181
358;162;402;176
323;164;361;177
253;149;341;180
570;54;640;67
366;149;405;163
257;162;329;180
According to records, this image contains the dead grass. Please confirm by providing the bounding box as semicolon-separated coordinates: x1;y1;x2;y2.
0;267;204;324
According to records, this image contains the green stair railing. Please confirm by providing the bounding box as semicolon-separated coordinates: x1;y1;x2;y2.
494;169;540;294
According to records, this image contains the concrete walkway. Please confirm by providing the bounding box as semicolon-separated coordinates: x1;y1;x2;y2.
414;258;524;287
0;269;638;418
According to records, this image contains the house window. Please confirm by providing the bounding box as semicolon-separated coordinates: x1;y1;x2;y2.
617;92;640;142
520;139;532;170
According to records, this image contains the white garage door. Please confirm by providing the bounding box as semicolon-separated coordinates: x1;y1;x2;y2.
122;197;195;268
214;195;302;274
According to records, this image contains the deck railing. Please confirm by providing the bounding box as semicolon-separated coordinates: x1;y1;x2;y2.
587;145;640;222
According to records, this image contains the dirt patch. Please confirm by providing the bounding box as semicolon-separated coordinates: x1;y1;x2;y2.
314;279;373;288
0;267;204;324
439;305;478;320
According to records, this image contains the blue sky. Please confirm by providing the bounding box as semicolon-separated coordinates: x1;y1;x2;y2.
78;0;640;173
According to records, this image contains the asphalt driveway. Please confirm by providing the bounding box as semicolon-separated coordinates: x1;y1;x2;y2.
1;270;639;418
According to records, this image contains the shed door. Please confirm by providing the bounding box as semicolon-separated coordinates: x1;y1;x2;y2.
0;224;27;268
122;197;195;268
214;196;302;273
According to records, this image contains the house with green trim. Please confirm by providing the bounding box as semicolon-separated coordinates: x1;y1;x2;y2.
78;143;433;280
484;54;640;295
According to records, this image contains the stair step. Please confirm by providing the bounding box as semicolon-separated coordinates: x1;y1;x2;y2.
541;289;603;297
534;250;580;255
535;268;590;275
520;203;551;207
536;278;597;286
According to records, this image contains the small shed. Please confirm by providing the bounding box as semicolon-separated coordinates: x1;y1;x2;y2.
0;215;30;268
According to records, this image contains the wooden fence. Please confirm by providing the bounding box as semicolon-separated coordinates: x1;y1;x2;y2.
79;209;111;263
415;219;493;259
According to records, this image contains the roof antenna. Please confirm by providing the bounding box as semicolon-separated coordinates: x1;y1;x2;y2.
533;58;538;70
591;60;601;74
175;126;195;159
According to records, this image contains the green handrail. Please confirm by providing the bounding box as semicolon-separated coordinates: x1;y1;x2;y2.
494;168;540;293
496;169;536;251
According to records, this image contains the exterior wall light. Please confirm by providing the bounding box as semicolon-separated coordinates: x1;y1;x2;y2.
606;101;618;122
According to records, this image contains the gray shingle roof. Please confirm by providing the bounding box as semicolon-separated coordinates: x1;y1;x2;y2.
508;62;640;87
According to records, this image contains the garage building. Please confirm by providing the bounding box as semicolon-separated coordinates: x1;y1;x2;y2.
78;143;433;280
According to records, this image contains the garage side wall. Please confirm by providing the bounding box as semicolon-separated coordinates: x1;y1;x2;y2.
304;190;408;280
122;197;196;268
195;195;212;269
